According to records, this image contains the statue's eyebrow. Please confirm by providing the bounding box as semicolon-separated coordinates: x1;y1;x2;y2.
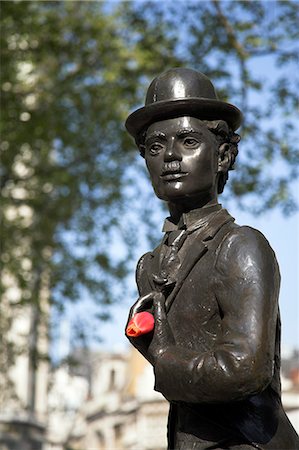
176;128;203;138
145;131;167;143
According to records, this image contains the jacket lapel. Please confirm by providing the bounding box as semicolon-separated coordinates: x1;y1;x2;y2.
165;209;234;313
165;238;208;312
148;235;168;291
144;209;234;312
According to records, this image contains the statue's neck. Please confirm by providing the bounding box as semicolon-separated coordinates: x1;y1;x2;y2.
167;194;219;222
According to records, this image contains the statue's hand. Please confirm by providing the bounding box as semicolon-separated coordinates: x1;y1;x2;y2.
129;292;156;318
125;292;174;365
147;292;175;365
125;292;156;361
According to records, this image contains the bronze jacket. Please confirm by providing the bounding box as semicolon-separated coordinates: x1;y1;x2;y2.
134;208;299;449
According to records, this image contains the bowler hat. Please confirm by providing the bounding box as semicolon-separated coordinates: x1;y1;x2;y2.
125;68;242;139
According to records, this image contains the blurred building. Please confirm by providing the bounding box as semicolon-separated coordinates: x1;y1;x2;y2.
45;364;89;450
1;161;50;450
44;348;299;450
281;350;299;432
46;349;168;450
0;273;49;450
1;331;298;450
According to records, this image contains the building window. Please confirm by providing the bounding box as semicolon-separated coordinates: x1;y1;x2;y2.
96;430;105;450
114;423;123;448
109;368;116;390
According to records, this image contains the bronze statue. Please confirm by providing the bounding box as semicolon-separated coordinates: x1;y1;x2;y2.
125;68;299;449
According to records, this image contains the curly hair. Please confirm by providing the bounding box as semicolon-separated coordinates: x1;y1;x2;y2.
202;120;240;193
137;118;240;194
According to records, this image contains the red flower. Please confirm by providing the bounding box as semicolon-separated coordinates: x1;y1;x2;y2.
126;311;154;337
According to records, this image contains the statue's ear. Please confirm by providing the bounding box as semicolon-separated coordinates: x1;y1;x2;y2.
217;143;231;173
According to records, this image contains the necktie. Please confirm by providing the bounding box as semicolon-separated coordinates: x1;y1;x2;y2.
153;229;187;294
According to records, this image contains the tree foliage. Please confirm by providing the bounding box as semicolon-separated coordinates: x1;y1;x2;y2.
1;1;298;375
127;0;299;213
1;0;179;324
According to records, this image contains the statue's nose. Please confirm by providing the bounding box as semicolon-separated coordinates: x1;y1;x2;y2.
164;139;182;162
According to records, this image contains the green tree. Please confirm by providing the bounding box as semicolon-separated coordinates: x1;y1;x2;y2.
125;0;299;213
0;0;180;407
1;0;298;407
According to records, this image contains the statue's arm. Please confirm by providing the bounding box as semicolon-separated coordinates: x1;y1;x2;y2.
125;252;155;361
135;252;153;297
154;226;280;403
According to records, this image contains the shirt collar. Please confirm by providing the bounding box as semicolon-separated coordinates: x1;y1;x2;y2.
162;203;222;233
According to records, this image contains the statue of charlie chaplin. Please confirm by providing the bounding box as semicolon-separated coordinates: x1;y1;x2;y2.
125;68;299;449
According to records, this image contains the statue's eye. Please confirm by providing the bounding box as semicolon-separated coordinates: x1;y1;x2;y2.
183;137;199;148
149;142;164;155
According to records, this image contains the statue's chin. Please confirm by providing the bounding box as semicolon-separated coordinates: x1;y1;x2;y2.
156;190;216;205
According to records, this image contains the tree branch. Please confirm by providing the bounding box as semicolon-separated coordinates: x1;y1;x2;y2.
211;0;248;60
212;0;249;115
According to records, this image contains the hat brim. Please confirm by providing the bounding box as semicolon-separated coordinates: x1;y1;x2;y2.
125;98;243;139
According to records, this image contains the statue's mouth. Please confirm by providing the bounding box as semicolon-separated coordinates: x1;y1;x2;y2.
162;161;181;173
161;172;188;181
161;161;187;180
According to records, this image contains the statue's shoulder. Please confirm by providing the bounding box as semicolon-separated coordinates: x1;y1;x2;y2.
221;223;273;248
136;251;152;277
216;223;279;273
135;251;154;294
135;239;166;294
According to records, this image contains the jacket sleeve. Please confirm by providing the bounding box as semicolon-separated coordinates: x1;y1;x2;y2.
126;252;155;362
153;226;280;403
136;252;154;297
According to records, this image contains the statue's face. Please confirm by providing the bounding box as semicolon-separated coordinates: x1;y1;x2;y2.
144;116;219;202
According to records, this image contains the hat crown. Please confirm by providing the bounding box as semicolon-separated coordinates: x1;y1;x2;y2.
125;67;242;138
145;68;218;105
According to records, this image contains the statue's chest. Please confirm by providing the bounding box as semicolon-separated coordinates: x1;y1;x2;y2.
166;250;222;352
147;219;235;352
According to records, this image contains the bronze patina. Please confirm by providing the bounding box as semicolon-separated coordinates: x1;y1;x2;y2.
125;68;299;449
